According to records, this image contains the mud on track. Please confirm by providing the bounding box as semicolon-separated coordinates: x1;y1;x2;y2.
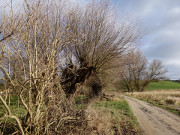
124;96;180;135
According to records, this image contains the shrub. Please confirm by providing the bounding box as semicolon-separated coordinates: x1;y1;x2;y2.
165;99;176;105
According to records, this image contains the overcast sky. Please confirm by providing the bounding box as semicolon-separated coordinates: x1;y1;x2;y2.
111;0;180;80
0;0;180;79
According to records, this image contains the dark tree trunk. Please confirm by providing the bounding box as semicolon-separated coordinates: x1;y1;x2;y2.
91;81;102;97
60;64;94;98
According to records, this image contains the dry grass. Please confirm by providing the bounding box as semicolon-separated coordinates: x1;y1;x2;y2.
85;94;142;135
86;106;113;135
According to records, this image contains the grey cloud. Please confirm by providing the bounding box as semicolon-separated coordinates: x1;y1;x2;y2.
113;0;180;79
165;64;180;80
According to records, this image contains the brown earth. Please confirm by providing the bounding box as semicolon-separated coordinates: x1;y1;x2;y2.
124;96;180;135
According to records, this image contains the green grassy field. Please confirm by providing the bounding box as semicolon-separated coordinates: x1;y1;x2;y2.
146;81;180;91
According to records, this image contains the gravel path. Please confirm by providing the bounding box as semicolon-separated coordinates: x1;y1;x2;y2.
124;96;180;135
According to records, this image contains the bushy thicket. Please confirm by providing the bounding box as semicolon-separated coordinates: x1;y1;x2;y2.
0;0;140;134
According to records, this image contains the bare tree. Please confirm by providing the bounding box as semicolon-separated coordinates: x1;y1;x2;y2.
0;0;87;134
60;1;141;97
0;0;142;134
120;50;167;92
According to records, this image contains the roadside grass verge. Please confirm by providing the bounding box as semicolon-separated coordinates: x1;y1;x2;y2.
94;100;138;125
86;98;142;135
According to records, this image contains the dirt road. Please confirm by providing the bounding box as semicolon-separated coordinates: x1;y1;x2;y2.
124;96;180;135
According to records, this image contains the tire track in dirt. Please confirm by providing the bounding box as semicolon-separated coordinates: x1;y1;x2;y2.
123;96;180;135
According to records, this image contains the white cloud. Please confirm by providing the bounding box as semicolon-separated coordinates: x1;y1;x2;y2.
114;0;180;79
168;7;180;15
